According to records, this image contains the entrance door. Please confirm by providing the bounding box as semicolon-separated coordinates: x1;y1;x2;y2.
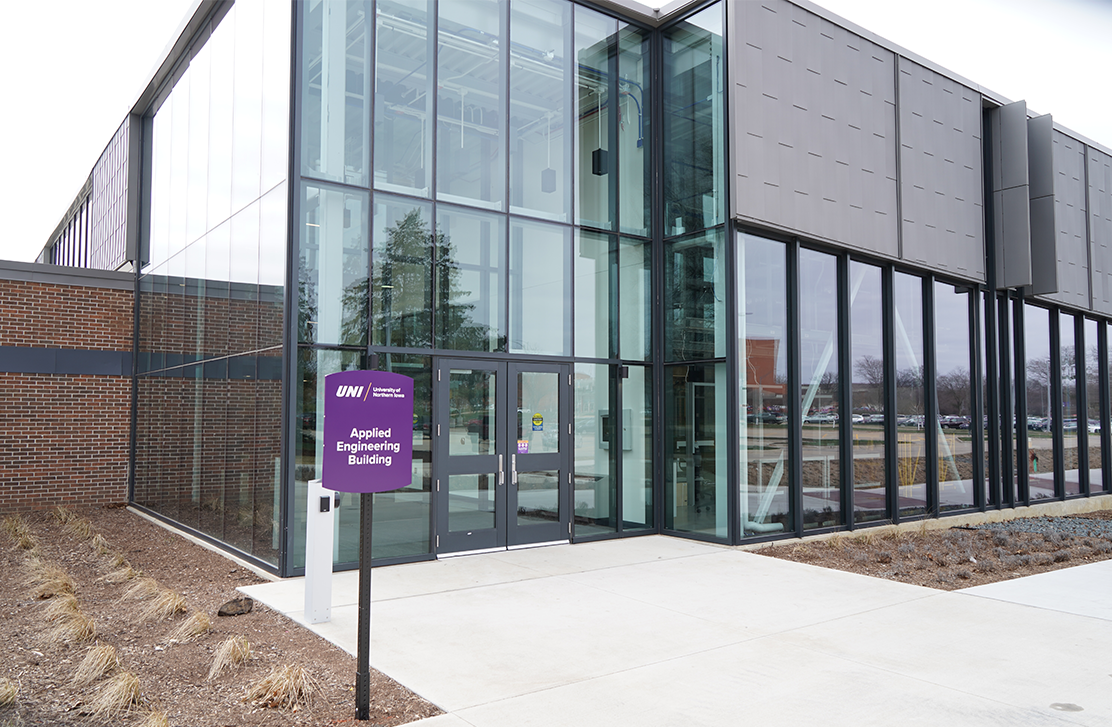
435;359;571;554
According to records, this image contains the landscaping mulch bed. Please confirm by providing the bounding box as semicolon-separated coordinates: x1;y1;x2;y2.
0;506;441;726
756;510;1112;590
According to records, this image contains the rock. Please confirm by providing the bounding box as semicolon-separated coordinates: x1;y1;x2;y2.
217;596;254;617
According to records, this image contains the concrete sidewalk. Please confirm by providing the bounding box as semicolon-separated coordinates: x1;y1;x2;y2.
240;537;1112;726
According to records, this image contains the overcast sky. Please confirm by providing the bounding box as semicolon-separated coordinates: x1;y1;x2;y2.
1;0;1110;264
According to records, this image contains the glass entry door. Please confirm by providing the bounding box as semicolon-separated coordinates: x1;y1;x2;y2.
435;359;571;554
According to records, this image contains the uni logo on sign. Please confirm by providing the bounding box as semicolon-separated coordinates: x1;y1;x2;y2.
336;385;365;398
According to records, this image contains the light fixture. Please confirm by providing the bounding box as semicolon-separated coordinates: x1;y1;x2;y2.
592;87;607;176
541;112;556;193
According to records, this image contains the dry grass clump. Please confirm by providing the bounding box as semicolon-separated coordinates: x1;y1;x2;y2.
102;564;140;583
73;644;120;687
64;517;94;539
123;577;163;601
51;506;77;525
42;593;82;622
138;588;188;623
44;608;96;645
138;709;170;727
25;561;76;600
0;677;17;706
3;514;38;550
90;533;112;555
208;636;252;680
245;664;318;710
168;611;212;642
84;671;141;719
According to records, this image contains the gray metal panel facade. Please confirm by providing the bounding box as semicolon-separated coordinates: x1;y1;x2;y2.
988;102;1031;290
896;58;984;281
1027;115;1057;296
733;0;898;257
1090;148;1112;316
1039;131;1090;308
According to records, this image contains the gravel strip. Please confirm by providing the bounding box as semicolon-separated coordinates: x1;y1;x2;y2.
970;516;1112;539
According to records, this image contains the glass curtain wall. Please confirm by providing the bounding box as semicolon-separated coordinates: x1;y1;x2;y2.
934;283;974;511
982;292;995;506
660;4;724;540
738;233;790;536
894;272;927;517
1061;313;1082;496
374;0;434;195
291;0;655;568
798;248;842;529
663;4;724;237
135;0;289;567
574;363;616;534
1089;320;1107;492
849;262;886;523
1024;305;1052;500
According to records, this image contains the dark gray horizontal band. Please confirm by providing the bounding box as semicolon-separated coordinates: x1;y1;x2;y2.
0;346;132;376
0;260;134;290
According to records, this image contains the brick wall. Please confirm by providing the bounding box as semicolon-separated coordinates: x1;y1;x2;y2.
0;274;133;514
0;279;132;350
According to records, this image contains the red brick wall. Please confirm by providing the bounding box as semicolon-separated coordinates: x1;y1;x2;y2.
0;279;132;349
0;280;132;514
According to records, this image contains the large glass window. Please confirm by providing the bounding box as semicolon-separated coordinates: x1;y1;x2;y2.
1088;319;1106;492
374;0;434;196
894;273;926;517
1060;313;1082;496
799;249;841;530
574;363;616;536
619;238;651;360
372;195;434;348
574;230;613;359
849;262;886;523
509;0;571;221
301;0;371;186
573;8;651;235
574;233;650;360
509;219;570;355
982;292;994;506
622;365;653;530
437;0;505;208
1024;304;1052;500
739;234;790;536
935;282;974;511
663;4;724;237
435;205;505;351
664;229;726;361
298;183;369;347
665;363;727;539
136;0;287;567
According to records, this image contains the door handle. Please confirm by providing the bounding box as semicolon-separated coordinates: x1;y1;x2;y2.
511;454;518;485
498;454;504;486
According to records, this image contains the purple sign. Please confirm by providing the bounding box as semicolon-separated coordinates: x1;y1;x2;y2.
322;370;414;493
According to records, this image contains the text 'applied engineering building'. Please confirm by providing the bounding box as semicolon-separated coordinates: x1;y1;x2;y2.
32;0;1112;576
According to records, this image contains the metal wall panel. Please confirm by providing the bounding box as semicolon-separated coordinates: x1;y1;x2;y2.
1036;131;1089;308
988;101;1031;289
896;59;984;281
733;0;898;256
1027;114;1057;295
1089;147;1112;316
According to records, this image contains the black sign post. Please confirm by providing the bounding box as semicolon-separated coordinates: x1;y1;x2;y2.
321;369;414;721
355;493;373;719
